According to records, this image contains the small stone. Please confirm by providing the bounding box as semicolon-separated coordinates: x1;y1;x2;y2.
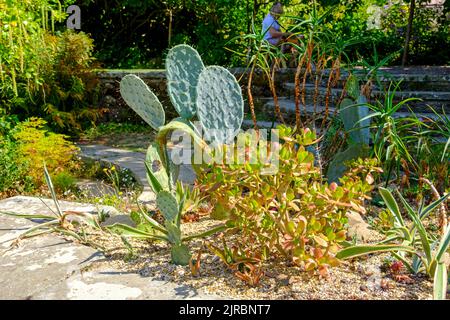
360;285;368;292
276;274;289;286
289;276;302;285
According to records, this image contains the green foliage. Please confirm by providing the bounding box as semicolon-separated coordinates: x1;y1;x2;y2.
0;137;30;193
11;117;79;187
337;187;450;300
0;1;100;135
52;171;77;193
327;93;372;183
197;126;381;274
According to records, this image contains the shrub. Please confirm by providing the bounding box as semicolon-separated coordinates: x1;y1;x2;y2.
197;126;381;275
11;117;79;186
53;171;77;193
0;137;29;193
0;1;102;135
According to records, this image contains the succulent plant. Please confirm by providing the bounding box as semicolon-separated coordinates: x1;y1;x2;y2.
120;74;165;130
327;95;371;183
166;44;205;119
196;66;244;144
156;190;179;223
340;96;370;145
145;142;170;193
117;45;241;266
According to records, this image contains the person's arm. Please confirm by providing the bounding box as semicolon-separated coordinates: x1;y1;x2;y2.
269;27;288;39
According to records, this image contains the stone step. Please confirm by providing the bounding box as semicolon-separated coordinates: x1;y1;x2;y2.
262;98;442;122
281;83;450;113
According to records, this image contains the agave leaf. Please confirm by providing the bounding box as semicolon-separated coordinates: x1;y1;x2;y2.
44;163;62;217
379;187;405;227
419;193;450;220
336;244;415;260
433;262;448;300
182;225;228;242
435;225;450;263
0;211;56;221
396;191;432;263
106;223;169;242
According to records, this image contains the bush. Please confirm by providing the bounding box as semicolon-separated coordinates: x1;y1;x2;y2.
11;117;79;187
0;137;30;193
53;171;77;193
0;1;102;135
198;126;381;276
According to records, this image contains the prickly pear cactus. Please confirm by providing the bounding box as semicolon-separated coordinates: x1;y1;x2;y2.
339;97;370;145
120;74;165;130
345;74;360;101
145;142;170;193
196;66;244;144
156;190;179;222
165;220;181;244
166;44;205;119
356;95;370;145
171;244;191;265
327;144;369;183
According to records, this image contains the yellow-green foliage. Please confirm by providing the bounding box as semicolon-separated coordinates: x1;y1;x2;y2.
198;126;382;274
12;117;79;186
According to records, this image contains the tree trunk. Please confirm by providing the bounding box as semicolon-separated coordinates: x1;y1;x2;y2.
402;0;416;67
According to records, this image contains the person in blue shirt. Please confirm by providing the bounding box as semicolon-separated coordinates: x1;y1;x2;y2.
262;2;291;46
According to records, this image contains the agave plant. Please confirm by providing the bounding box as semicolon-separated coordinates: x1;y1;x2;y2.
107;191;226;265
337;187;450;300
110;44;245;265
0;164;102;247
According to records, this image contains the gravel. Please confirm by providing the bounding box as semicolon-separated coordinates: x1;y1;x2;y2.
79;217;435;300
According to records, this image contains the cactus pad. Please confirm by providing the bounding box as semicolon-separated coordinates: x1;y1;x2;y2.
145;142;169;193
166;44;205;119
120;74;165;130
196;66;244;144
165;221;181;245
339;97;370;145
156;190;179;222
171;244;191;266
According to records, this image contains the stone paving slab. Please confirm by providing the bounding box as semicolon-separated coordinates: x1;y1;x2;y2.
78;144;196;206
0;196;220;300
33;268;222;300
0;213;101;299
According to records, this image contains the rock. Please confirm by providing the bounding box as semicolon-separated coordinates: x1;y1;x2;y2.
288;276;302;285
346;211;373;242
102;214;135;227
360;285;368;292
275;274;289;286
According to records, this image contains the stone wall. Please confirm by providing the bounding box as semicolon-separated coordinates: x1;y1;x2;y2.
96;66;450;124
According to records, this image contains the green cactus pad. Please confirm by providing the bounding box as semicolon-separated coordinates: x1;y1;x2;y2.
196;66;244;144
339;97;370;145
171;244;191;266
326;144;369;183
165;220;181;245
120;74;165;130
156;190;179;222
345;74;360;101
166;45;205;119
145;142;170;193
